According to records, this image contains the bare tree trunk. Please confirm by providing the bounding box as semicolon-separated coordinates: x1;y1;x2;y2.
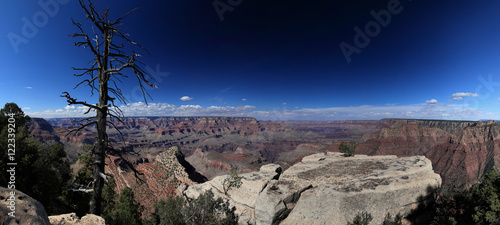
64;0;157;216
89;27;110;215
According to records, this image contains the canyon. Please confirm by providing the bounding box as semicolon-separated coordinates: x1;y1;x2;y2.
25;116;500;220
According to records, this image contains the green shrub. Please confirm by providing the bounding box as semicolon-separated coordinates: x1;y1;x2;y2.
339;141;356;157
222;166;242;195
382;213;403;225
104;187;143;225
347;211;373;225
145;189;238;225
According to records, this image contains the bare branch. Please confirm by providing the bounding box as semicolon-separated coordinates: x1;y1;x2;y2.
69;188;94;193
61;92;100;110
107;147;146;184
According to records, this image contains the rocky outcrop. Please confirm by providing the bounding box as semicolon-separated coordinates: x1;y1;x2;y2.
0;187;104;225
48;213;105;225
184;153;441;225
105;146;206;217
345;119;500;190
0;186;50;225
184;164;282;224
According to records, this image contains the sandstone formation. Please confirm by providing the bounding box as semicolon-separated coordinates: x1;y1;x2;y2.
184;153;441;225
0;186;50;225
105;146;206;217
48;213;105;225
343;119;500;190
184;164;282;224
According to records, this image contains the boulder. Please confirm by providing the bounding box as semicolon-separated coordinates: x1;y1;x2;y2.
0;187;50;225
49;213;105;225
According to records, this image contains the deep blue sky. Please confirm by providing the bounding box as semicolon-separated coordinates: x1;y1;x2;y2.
2;0;500;120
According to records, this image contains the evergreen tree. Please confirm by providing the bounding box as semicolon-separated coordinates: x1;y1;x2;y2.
339;141;356;157
470;169;500;224
0;103;72;215
105;187;143;225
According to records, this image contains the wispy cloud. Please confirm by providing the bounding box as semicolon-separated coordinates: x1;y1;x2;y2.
180;96;193;101
25;86;32;89
450;92;478;101
242;98;247;101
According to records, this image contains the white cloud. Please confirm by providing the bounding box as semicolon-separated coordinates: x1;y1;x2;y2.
25;87;32;89
22;107;31;110
25;100;497;121
242;98;247;101
282;102;287;105
180;96;193;101
425;99;438;104
450;92;479;101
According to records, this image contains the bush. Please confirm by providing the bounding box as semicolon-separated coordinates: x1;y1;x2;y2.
222;166;242;195
145;189;238;225
104;187;143;225
347;211;373;225
339;141;356;157
429;168;500;225
382;213;403;225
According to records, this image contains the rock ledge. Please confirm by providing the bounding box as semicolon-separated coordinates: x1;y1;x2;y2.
184;153;441;225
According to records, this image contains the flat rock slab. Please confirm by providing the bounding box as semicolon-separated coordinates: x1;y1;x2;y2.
185;153;441;225
259;153;442;225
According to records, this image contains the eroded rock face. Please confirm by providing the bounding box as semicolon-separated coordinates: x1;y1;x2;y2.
270;153;441;225
105;146;206;217
184;164;282;225
48;213;105;225
0;187;50;225
349;119;500;190
184;153;441;225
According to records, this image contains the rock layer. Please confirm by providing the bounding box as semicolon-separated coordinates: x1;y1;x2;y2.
184;153;441;225
105;146;206;217
349;119;500;190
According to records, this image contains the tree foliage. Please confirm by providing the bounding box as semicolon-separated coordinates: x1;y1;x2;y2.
0;103;72;215
145;190;238;225
104;187;143;225
222;166;242;195
347;211;373;225
339;141;356;157
382;213;403;225
470;169;500;224
430;168;500;225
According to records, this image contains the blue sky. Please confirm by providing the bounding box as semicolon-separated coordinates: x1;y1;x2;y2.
2;0;500;120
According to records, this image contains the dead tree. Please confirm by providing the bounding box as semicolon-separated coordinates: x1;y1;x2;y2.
62;0;157;215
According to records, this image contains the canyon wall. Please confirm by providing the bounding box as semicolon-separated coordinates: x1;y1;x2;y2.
332;119;500;190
